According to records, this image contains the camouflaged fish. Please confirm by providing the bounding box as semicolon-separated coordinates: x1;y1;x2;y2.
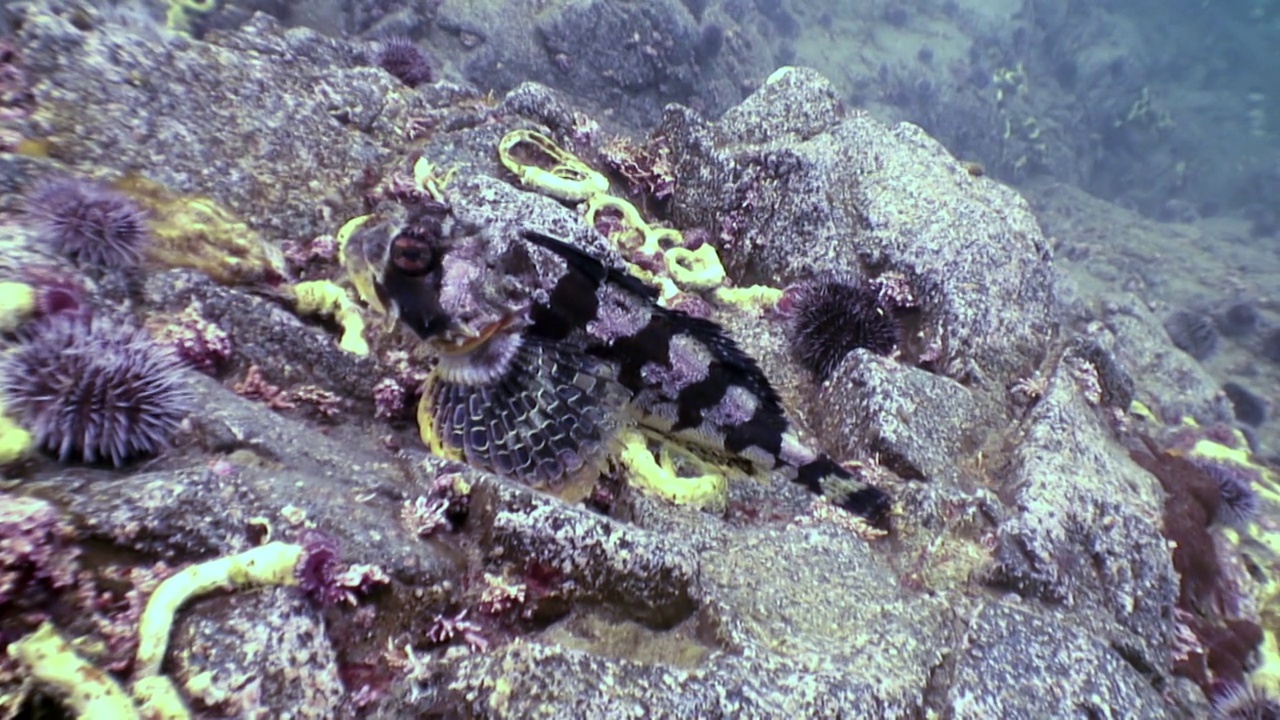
343;175;891;526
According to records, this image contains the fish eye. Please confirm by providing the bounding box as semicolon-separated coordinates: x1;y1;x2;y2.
389;234;434;276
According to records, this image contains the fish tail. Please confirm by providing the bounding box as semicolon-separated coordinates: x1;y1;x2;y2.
793;455;892;528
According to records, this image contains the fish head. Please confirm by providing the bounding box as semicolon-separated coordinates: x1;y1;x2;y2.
341;197;547;365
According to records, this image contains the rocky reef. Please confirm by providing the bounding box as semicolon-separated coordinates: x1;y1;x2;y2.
0;1;1276;718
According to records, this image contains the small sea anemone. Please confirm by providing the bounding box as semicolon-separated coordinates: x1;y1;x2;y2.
783;276;899;382
1164;309;1219;361
1218;302;1262;338
0;315;191;466
1222;382;1267;427
376;37;434;88
1212;683;1280;720
24;178;149;269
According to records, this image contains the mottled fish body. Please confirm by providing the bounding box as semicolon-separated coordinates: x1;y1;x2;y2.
343;175;890;525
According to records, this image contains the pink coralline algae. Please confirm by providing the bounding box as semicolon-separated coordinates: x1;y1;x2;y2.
424;609;489;651
295;530;389;606
599;135;676;201
0;494;79;608
153;303;233;375
401;473;471;537
281;234;339;279
373;377;407;420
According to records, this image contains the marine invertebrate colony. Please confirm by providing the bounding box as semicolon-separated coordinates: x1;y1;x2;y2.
0;316;191;466
24;177;149;268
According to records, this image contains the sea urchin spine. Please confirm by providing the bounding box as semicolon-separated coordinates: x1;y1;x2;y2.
784;275;900;382
376;37;434;88
24;178;150;269
0;315;191;466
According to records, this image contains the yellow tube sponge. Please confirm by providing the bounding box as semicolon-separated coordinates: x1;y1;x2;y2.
165;0;215;32
135;542;305;678
9;622;141;719
617;430;727;512
665;244;726;291
499;129;609;202
0;281;35;333
713;284;784;313
290;280;370;356
132;676;192;720
0;412;33;466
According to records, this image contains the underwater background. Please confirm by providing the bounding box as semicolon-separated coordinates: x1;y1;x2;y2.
1;0;1280;717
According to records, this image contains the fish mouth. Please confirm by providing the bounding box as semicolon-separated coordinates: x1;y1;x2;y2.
431;316;518;356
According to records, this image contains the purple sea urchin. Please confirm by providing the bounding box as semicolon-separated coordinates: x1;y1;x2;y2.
1223;382;1268;427
0;315;191;466
784;276;899;382
1218;302;1261;338
1194;459;1261;527
24;178;149;269
1165;309;1219;361
1212;683;1280;720
376;37;434;88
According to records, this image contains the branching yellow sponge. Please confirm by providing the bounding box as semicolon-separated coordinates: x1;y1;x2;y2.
9;622;141;720
132;676;192;720
499;129;609;202
120;175;286;287
713;284;785;313
0;281;35;333
618;429;728;512
135;542;305;679
290;281;370;356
